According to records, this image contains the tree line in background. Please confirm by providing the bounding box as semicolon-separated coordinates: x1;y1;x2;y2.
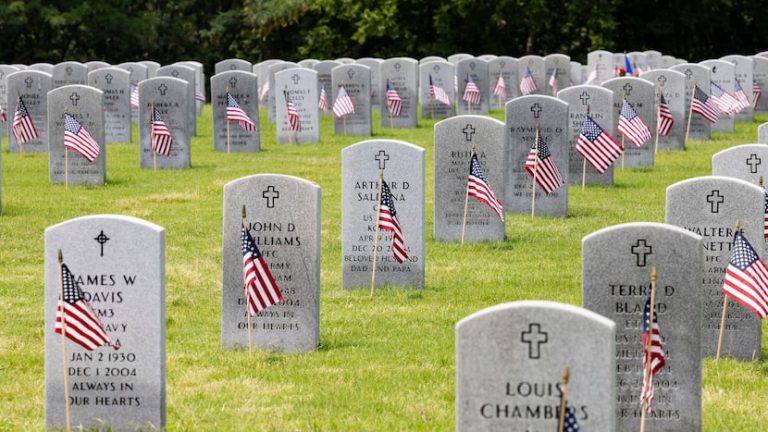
2;0;766;74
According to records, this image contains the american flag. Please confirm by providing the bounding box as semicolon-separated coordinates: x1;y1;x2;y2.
454;75;458;93
548;68;558;95
285;90;301;132
492;75;506;98
241;224;283;315
524;128;565;195
332;85;355;118
640;294;666;412
657;94;674;136
55;262;120;351
723;230;768;319
462;74;481;106
563;404;581;432
195;89;205;102
585;68;597;85
467;154;504;221
733;80;751;112
386;79;402;117
12;96;39;144
378;178;409;263
618;99;651;147
151;107;173;156
318;87;328;112
576;115;623;173
692;85;720;123
63;113;100;162
519;67;537;96
226;93;256;132
0;105;6;123
258;81;270;102
429;74;451;105
130;84;139;108
753;82;762;108
710;81;740;114
624;55;634;76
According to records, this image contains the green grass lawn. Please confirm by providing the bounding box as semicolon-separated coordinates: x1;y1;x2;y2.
1;106;767;431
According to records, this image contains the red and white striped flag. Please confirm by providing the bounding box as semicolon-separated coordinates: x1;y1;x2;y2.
318;87;328;112
710;81;741;114
12;96;39;144
386;79;402;117
618;99;652;147
462;75;481;106
548;68;558;95
723;230;768;319
524;128;565;195
429;74;451;105
226;93;256;132
753;82;762;108
284;91;301;132
241;223;283;316
733;80;751;112
692;85;720;123
657;94;674;136
520;68;537;96
332;85;355;118
378;178;409;263
576;115;623;173
63;113;100;162
492;75;506;98
468;153;504;221
640;293;665;412
195;89;205;102
151;107;173;156
55;262;120;351
130;84;139;108
0;105;6;123
585;68;597;85
258;81;270;102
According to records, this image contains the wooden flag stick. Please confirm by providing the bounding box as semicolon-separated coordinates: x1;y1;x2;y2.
557;367;569;432
242;205;253;355
684;80;697;147
582;104;590;190
16;94;25;156
461;145;476;244
341;82;348;136
639;266;658;432
716;219;741;362
57;250;73;432
621;136;625;170
63;107;69;188
226;87;231;154
370;170;384;297
654;84;662;154
150;99;157;171
531;126;540;219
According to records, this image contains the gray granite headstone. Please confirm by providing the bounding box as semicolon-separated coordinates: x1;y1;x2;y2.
583;222;702;431
88;67;131;143
644;50;662;69
53;62;88;88
138;77;190;169
419;61;455;119
331;64;372;136
587;50;615;85
752;56;768;112
268;62;300;122
518;55;546;95
379;58;419;128
456;301;616;432
670;63;711;140
505;95;569;215
275;68;320;144
661;55;677;68
544;54;571;96
336;57;356;64
47;85;105;185
0;65;19;138
666;176;764;360
488;56;518;106
419;56;446;64
456;58;490;114
298;59;319;69
602;77;656;167
570;61;582;88
117;62;148;124
712;144;768;185
341;140;425;289
721;55;754;122
45;215;165;431
312;60;341;115
211;70;260;152
759;124;768;144
29;63;54;74
357;58;382;110
448;53;473;64
477;54;497;61
558;85;617;186
156;64;197;136
176;61;205;116
433;115;505;242
138;61;160;78
612;53;626;74
700;60;736;132
254;59;280;109
85;61;110;73
6;69;53;153
221;174;321;351
640;69;686;151
214;59;252;75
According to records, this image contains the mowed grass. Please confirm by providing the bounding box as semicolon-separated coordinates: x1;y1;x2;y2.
1;105;768;431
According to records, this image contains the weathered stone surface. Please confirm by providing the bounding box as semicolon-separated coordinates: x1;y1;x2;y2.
211;71;260;152
88;67;131;143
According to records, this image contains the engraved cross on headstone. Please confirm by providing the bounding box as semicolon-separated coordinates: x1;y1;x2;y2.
347;69;355;80
746;154;761;173
229;77;238;88
25;77;33;88
65;66;73;75
105;73;113;84
229;64;236;70
684;69;693;80
579;91;591;106
469;62;476;70
707;190;724;213
622;83;633;97
291;74;301;85
158;84;168;95
394;63;402;72
375;150;390;170
171;69;180;78
531;103;542;118
631;239;653;267
521;323;548;360
69;92;80;106
94;230;110;257
657;75;667;86
262;186;280;208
